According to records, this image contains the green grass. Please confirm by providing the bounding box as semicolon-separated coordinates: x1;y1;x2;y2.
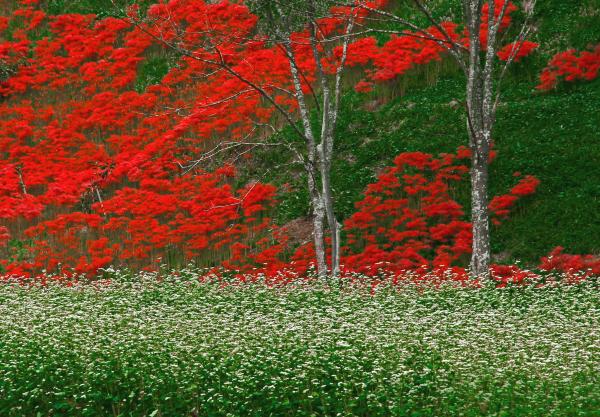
0;272;599;416
42;0;156;17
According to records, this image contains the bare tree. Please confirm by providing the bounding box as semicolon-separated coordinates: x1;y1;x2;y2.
246;0;356;277
120;0;357;278
342;0;537;278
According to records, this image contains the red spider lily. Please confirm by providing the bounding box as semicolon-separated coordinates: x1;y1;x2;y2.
497;40;539;62
537;44;600;91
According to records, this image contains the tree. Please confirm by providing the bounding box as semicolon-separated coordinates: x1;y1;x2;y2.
344;0;537;278
246;0;359;278
121;0;365;278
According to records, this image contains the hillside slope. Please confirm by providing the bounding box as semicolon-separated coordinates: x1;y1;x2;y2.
258;76;600;264
250;0;600;264
92;0;600;264
1;0;598;273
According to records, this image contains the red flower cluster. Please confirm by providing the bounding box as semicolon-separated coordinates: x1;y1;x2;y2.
537;44;600;90
540;247;600;278
341;149;473;273
287;148;539;275
489;174;539;225
339;1;520;90
489;264;540;286
496;40;539;62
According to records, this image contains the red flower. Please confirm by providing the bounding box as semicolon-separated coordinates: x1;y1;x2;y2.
497;41;539;62
537;44;600;90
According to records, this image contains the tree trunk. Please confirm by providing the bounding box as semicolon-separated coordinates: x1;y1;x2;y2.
308;22;339;278
464;0;492;279
311;191;328;277
470;138;491;278
320;158;340;276
284;40;328;278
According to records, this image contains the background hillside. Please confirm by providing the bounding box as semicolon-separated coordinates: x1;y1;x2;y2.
243;0;600;264
256;75;600;264
1;0;599;273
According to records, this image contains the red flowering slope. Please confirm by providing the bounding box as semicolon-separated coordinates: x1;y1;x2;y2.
0;0;292;276
0;0;596;278
284;148;539;276
0;0;390;276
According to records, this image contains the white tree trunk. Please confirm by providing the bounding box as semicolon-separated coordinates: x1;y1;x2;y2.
464;0;493;279
284;40;328;278
469;134;491;278
319;150;340;276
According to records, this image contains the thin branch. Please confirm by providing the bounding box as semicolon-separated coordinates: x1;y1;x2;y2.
413;0;465;62
118;11;310;143
15;165;27;195
493;0;537;114
331;5;356;134
335;1;468;73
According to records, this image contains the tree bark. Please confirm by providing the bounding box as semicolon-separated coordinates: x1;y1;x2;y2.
311;191;328;278
319;151;340;276
464;0;492;279
284;39;328;278
469;136;491;278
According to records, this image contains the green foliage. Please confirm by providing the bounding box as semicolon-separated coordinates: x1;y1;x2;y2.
0;239;35;273
246;0;338;39
0;61;13;84
135;53;173;93
0;276;598;416
534;0;600;50
43;0;155;17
